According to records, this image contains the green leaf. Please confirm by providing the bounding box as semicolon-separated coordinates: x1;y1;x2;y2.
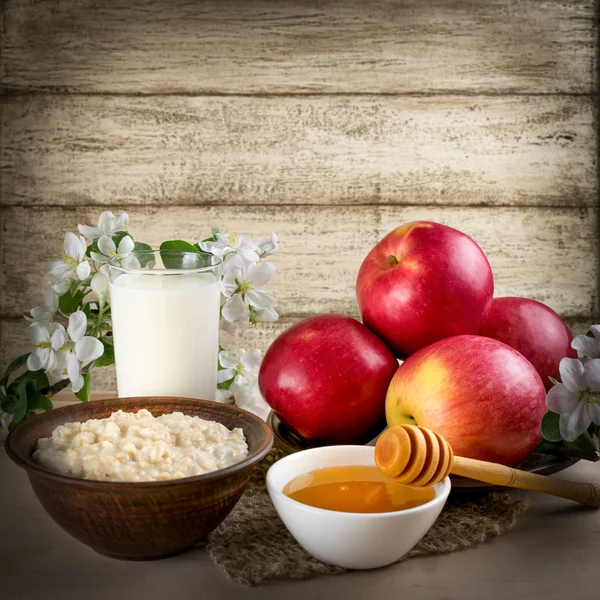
9;378;34;429
200;228;220;244
541;411;563;442
31;369;49;392
81;302;93;319
133;241;154;267
217;378;234;391
565;431;599;458
59;288;86;316
160;240;198;252
548;376;560;386
1;394;19;414
0;353;30;388
159;240;201;269
93;336;115;368
160;240;199;252
86;239;99;258
533;438;562;455
28;393;53;412
74;372;92;403
7;369;49;396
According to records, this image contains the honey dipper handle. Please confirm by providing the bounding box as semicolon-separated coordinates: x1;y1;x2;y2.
452;456;600;508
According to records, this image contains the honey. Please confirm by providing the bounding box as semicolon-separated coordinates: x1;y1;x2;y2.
282;465;435;513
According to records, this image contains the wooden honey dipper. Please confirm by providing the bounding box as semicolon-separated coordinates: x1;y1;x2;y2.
374;425;600;507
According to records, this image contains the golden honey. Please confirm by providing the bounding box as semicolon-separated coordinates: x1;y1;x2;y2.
282;465;435;513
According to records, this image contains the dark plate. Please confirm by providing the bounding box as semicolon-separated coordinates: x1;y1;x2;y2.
267;411;580;492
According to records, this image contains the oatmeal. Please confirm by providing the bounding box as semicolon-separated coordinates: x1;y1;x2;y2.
33;409;249;482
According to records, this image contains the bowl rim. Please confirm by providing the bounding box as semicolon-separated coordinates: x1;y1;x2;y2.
266;444;451;519
5;396;274;488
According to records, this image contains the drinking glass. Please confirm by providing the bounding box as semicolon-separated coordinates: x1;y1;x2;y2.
107;249;222;400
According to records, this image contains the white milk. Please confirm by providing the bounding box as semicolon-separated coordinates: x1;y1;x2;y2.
109;272;221;400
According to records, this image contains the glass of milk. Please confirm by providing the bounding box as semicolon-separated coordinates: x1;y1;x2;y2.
107;249;222;400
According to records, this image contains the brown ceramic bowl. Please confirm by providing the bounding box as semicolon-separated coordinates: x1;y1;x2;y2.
5;397;273;560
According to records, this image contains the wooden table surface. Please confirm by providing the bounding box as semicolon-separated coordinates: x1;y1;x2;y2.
1;395;599;600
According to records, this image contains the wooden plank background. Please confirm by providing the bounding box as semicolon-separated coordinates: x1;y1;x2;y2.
1;0;595;94
0;0;598;392
2;96;596;208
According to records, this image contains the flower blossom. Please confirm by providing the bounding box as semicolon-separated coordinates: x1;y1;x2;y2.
546;357;600;441
217;349;262;386
51;311;104;392
24;289;58;324
46;232;90;284
200;232;260;264
90;235;135;269
221;262;276;332
216;349;269;419
258;233;278;258
78;211;128;241
88;235;140;299
90;271;109;300
52;279;71;296
572;325;600;359
231;379;270;420
26;322;64;372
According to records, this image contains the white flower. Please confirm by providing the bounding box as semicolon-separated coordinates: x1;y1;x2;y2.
45;350;69;383
221;262;276;331
253;307;279;325
91;271;109;299
26;323;64;372
216;348;269;419
200;232;260;264
24;289;59;324
52;312;104;392
258;233;278;257
78;211;128;241
222;262;275;303
90;235;137;270
215;388;234;404
52;280;71;296
219;315;236;336
221;294;251;333
46;232;90;284
572;326;600;359
217;349;262;386
231;380;270;420
546;357;600;441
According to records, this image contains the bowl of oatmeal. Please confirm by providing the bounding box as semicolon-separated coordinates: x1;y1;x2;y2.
5;397;273;560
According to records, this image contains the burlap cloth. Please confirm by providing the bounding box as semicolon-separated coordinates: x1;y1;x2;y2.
206;449;528;586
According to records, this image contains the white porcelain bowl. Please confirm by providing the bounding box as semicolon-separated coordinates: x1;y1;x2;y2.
266;445;451;569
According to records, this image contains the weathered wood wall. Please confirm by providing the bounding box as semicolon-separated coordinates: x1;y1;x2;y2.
1;0;598;391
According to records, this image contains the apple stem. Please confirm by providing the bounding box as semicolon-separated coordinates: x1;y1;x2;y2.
387;255;399;267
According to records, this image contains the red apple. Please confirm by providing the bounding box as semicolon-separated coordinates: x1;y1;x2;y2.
386;335;546;466
356;221;494;357
478;297;576;391
259;314;398;444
